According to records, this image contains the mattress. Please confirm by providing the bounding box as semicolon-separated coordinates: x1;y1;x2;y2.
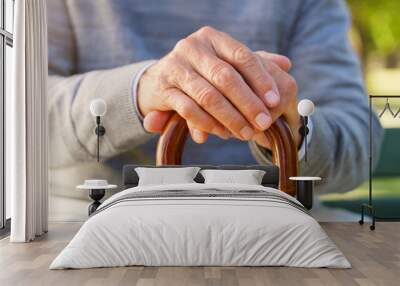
50;183;350;269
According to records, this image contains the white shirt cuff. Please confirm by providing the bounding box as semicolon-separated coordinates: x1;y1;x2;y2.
297;117;313;160
132;60;157;121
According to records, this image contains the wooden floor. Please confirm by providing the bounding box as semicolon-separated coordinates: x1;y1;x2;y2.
0;222;399;286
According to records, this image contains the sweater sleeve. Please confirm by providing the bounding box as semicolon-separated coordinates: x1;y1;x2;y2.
249;0;383;193
48;63;156;168
47;0;154;168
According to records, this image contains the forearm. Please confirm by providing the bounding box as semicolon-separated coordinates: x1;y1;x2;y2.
250;107;383;193
303;107;382;193
48;60;155;168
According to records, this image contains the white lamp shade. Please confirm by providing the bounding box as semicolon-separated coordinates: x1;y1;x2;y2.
90;99;107;117
297;99;315;116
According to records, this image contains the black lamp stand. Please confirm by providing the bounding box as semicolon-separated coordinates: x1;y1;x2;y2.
299;116;309;162
95;116;106;162
295;180;314;210
88;189;105;215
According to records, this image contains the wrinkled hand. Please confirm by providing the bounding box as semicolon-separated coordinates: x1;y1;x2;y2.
137;26;300;147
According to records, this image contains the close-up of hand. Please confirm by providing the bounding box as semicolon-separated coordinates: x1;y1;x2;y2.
137;26;300;147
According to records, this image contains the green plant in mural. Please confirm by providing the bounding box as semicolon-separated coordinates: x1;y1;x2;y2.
348;0;400;67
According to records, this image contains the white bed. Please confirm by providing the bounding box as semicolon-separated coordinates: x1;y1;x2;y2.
50;183;350;269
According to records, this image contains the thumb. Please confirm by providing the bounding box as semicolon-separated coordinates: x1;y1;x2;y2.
255;51;292;72
143;110;173;133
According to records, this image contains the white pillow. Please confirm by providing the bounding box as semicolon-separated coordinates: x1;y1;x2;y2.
200;169;266;185
135;167;200;186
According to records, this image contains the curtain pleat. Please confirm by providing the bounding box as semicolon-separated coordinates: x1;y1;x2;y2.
10;0;48;242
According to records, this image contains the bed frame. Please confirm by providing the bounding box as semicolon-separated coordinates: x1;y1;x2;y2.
122;164;280;190
155;113;299;196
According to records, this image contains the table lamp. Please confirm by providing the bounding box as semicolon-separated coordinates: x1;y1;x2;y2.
90;99;107;162
289;99;320;210
297;99;315;163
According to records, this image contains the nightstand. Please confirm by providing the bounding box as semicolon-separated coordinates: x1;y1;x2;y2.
77;180;117;215
289;177;321;210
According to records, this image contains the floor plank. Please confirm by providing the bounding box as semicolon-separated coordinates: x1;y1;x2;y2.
0;222;398;286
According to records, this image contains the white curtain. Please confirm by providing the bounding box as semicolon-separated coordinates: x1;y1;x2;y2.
8;0;48;242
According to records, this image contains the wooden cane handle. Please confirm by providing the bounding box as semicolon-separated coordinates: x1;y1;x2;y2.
156;113;299;196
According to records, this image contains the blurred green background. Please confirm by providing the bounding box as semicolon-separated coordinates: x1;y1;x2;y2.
320;0;400;218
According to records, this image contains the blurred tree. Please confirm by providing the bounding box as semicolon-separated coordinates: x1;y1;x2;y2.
348;0;400;67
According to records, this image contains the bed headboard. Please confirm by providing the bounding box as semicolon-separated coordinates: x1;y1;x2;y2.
156;113;299;196
122;164;280;190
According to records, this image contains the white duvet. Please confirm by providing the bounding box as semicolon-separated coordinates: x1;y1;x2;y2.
50;183;350;269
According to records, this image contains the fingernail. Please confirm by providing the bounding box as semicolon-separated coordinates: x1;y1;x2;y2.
255;112;271;130
192;129;204;143
240;126;254;140
264;90;280;105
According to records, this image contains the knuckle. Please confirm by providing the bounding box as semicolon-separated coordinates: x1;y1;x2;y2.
184;36;196;47
163;53;180;70
197;88;218;108
167;64;197;88
197;25;215;37
167;64;183;84
163;51;177;62
174;38;191;53
181;69;198;84
211;64;236;87
256;50;268;58
232;46;254;65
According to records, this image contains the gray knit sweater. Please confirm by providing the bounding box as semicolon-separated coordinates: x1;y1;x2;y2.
47;0;382;194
